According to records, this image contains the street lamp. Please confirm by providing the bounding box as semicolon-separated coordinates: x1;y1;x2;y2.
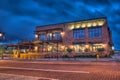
0;32;5;40
0;33;2;37
0;32;5;59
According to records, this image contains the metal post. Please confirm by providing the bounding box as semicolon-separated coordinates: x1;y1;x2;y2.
57;42;59;52
0;32;5;59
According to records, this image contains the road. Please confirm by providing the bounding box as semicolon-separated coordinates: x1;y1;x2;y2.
0;60;120;80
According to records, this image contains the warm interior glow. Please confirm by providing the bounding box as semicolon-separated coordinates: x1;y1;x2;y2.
67;19;105;29
48;46;52;51
68;24;74;30
102;44;105;47
61;45;65;49
85;44;89;48
101;44;105;48
70;45;73;49
87;22;92;27
34;46;38;52
81;23;86;28
97;20;105;26
75;23;81;28
92;22;97;26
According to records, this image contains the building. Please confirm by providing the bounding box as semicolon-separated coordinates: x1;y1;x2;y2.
35;18;113;56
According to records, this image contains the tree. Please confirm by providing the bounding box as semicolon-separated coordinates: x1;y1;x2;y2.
0;45;4;59
97;48;105;57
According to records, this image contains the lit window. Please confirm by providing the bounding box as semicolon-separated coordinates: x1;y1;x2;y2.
87;22;92;27
97;20;105;26
92;22;97;26
68;24;74;30
75;23;81;29
74;44;86;52
47;33;52;40
81;23;86;28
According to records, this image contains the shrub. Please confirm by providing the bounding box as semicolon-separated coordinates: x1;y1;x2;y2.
67;47;73;53
97;48;105;52
62;54;69;58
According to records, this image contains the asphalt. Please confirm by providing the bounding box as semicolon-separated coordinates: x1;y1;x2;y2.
0;60;120;80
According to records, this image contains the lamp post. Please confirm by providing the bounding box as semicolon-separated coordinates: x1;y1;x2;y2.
0;32;4;59
0;33;2;37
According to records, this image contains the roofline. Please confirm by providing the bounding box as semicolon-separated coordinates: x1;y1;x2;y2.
36;17;107;28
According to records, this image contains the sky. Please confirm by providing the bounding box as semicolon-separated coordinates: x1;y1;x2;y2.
0;0;120;50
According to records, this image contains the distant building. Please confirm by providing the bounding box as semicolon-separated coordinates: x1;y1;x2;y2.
35;18;113;56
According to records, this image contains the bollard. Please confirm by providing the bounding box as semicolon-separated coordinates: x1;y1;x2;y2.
96;54;99;60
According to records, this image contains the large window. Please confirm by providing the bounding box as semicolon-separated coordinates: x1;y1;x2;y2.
47;33;52;40
88;27;102;38
89;43;104;52
52;32;62;40
73;29;85;39
39;34;46;40
74;44;86;52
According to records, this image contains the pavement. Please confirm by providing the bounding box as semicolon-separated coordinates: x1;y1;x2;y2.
0;73;40;80
0;60;120;80
0;57;119;62
34;58;117;62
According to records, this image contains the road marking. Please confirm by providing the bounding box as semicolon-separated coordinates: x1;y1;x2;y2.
0;66;89;74
0;73;59;80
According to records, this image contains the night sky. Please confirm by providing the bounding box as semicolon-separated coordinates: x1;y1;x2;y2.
0;0;120;50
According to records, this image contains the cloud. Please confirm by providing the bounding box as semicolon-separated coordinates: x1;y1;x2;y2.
0;0;120;49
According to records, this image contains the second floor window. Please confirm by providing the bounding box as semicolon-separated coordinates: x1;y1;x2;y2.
73;29;85;39
47;33;52;40
88;27;102;38
53;32;62;40
39;34;46;40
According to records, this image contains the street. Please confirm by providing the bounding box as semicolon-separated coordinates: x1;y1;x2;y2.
0;60;120;80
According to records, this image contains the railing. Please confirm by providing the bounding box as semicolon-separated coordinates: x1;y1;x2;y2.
41;38;62;43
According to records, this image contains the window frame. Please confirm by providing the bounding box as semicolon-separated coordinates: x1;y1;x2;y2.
88;27;102;38
39;34;46;40
73;29;85;39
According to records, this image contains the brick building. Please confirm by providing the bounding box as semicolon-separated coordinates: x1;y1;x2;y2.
35;18;113;56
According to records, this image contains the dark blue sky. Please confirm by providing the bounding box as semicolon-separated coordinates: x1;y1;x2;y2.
0;0;120;50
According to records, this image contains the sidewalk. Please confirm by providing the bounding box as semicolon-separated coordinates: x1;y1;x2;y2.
0;73;39;80
1;55;120;62
35;58;117;62
1;57;119;62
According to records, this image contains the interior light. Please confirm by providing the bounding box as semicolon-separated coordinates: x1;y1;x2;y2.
87;22;92;27
92;22;97;26
81;23;86;28
98;20;104;26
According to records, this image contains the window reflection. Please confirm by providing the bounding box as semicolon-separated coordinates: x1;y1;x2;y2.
52;32;62;40
73;29;85;39
88;27;102;38
39;34;46;40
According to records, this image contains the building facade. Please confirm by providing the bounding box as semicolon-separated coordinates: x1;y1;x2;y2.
35;18;113;56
